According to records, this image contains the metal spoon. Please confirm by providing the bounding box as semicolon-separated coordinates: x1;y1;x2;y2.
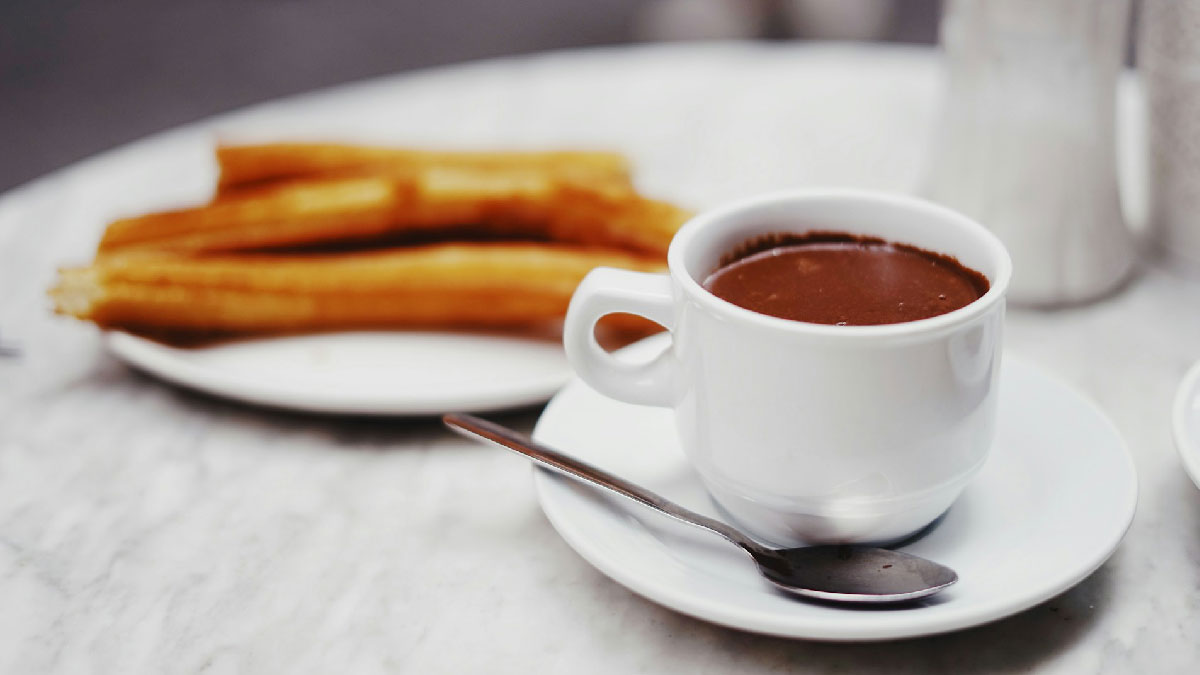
444;413;957;604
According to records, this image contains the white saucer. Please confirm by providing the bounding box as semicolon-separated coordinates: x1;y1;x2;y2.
1171;360;1200;490
532;336;1137;641
107;330;571;415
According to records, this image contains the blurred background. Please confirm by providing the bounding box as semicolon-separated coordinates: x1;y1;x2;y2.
0;0;940;193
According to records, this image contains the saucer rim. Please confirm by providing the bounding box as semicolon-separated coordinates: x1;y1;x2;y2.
533;344;1137;641
1171;359;1200;490
105;329;570;415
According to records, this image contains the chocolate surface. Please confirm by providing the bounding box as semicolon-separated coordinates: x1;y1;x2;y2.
703;232;989;326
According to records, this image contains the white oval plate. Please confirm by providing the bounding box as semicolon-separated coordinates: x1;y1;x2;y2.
532;336;1137;641
1171;359;1200;489
107;330;571;415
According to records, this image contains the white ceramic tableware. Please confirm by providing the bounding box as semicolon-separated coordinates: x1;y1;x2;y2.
534;338;1137;640
106;330;571;415
1171;359;1200;490
563;190;1012;546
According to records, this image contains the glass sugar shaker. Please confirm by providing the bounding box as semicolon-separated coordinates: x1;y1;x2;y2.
925;0;1135;305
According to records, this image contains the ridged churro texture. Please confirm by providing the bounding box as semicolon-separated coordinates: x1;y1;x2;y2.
55;143;690;337
98;167;690;257
215;143;632;193
52;244;665;333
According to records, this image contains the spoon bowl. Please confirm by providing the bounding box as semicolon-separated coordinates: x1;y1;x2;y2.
752;544;956;603
444;413;957;604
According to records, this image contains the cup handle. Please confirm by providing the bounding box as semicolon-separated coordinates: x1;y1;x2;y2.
563;267;677;407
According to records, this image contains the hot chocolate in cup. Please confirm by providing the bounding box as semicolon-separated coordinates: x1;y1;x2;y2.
564;189;1012;546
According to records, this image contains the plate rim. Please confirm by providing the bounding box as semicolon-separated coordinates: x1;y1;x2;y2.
1171;359;1200;490
532;346;1138;641
105;329;571;415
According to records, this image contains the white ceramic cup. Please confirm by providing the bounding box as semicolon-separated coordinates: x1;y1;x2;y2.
564;189;1012;546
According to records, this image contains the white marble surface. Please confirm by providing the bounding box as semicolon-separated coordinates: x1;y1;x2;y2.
2;43;1199;672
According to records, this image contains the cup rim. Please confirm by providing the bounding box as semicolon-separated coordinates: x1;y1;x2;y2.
667;188;1013;339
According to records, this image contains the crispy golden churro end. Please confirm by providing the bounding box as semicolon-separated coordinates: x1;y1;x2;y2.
50;266;105;319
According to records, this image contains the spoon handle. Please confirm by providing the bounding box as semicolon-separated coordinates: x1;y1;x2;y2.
443;413;763;554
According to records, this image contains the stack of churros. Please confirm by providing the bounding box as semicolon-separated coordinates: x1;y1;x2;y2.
50;143;692;337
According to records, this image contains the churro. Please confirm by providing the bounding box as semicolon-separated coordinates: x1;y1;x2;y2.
99;176;400;253
56;143;689;340
52;244;664;333
98;167;690;256
215;143;631;193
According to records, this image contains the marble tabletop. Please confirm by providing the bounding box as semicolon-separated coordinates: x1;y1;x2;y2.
2;43;1199;673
